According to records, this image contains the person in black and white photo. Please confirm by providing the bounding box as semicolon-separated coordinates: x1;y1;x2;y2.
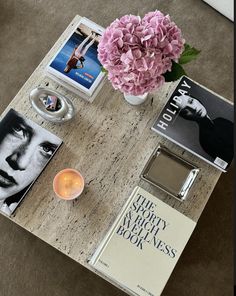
176;94;234;164
0;109;62;215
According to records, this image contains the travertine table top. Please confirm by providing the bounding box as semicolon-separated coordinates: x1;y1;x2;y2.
1;15;222;293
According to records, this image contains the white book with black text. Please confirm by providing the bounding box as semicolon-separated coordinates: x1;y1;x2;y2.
90;186;196;296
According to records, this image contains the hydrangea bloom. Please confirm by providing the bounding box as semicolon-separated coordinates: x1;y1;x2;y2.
98;11;185;96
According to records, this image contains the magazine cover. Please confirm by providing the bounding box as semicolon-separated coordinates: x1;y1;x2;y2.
0;109;62;216
152;76;234;171
47;17;105;96
90;186;196;296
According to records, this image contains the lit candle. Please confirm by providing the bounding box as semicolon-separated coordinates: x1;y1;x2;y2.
53;169;84;200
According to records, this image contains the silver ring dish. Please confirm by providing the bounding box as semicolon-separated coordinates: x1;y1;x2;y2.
29;87;75;123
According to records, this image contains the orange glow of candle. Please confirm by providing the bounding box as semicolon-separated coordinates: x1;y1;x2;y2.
53;169;84;200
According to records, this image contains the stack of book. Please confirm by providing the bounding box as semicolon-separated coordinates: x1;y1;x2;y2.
46;17;106;103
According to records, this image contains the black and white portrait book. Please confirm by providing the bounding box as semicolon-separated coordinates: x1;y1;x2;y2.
89;186;196;296
0;109;62;216
152;76;234;172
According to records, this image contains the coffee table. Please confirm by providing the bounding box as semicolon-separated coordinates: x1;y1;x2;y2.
0;15;223;295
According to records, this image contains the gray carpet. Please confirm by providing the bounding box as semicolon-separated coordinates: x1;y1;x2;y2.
0;1;233;295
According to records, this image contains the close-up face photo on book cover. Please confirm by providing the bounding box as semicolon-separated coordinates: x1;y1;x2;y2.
0;109;62;216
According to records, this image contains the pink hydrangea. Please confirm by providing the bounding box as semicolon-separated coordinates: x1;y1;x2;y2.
98;11;185;96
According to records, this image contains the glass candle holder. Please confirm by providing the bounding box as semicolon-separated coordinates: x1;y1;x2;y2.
53;168;84;200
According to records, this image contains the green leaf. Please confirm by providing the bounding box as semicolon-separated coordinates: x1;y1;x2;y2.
101;66;108;74
163;61;186;82
179;43;201;65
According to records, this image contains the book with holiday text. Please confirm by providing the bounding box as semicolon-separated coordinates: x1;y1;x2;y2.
90;186;196;296
152;76;234;171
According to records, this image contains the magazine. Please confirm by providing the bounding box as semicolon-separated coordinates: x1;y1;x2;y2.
152;76;234;172
47;17;105;98
90;186;196;296
0;109;62;216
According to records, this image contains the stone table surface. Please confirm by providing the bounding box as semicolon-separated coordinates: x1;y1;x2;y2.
0;15;223;294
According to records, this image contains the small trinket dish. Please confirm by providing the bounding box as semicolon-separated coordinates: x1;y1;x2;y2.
29;87;75;123
140;144;199;201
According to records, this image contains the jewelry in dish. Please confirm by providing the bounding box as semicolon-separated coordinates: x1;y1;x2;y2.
29;87;75;123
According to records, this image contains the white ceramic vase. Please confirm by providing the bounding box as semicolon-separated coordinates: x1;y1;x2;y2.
124;92;148;105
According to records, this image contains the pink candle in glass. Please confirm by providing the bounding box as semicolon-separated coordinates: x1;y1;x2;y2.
53;169;84;200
